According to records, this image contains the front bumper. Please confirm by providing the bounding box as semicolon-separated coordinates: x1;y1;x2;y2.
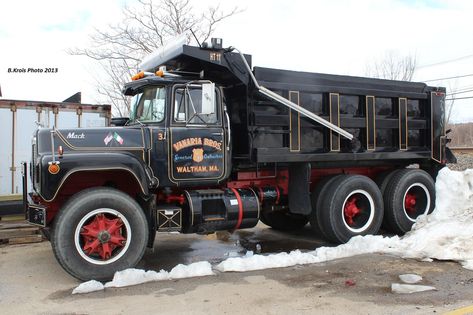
22;162;46;227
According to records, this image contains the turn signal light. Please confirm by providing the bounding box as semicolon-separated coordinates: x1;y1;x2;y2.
48;163;60;175
156;69;164;77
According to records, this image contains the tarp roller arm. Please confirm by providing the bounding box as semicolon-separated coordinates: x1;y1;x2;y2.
232;48;353;140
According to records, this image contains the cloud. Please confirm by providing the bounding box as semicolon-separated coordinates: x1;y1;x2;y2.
1;0;472;121
41;10;92;32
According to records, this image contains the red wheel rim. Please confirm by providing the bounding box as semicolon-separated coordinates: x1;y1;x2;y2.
80;213;126;260
74;209;131;264
344;195;361;226
403;183;431;222
341;190;375;233
404;193;417;213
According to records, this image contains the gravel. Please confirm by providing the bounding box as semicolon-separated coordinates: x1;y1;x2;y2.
448;153;473;171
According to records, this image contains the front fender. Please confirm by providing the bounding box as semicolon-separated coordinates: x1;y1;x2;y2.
39;152;151;201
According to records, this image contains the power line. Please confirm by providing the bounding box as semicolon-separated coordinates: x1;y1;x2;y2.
448;89;473;96
418;54;473;69
452;85;473;93
446;96;473;101
423;73;473;82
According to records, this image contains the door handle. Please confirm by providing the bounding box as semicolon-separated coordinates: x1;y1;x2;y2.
224;110;231;151
211;132;223;136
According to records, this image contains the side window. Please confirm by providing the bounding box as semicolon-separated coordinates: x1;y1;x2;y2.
134;87;166;122
174;88;186;121
173;83;219;124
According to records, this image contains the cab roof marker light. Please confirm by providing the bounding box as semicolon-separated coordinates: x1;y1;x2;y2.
131;71;156;81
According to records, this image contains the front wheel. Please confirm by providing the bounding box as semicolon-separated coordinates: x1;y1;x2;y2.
51;187;149;281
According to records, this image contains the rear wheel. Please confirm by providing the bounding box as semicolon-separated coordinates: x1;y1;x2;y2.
51;187;149;281
383;169;435;234
375;169;401;230
260;210;308;231
318;175;384;243
310;175;343;238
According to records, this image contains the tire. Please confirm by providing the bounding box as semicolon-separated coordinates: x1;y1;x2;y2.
41;227;51;241
51;187;149;281
383;169;435;234
260;210;308;231
375;170;401;197
318;175;384;244
375;169;401;230
310;175;343;239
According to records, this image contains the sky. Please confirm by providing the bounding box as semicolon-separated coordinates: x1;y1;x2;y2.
0;0;472;122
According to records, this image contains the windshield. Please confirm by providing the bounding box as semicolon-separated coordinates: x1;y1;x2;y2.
130;86;166;123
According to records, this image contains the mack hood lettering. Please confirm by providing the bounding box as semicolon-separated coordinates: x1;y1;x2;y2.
66;132;85;139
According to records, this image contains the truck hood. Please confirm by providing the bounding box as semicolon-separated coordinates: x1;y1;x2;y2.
37;127;145;153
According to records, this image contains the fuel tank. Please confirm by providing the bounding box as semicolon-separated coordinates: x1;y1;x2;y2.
182;188;260;234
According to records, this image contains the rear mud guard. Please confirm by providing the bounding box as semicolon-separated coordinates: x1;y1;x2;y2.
288;162;312;215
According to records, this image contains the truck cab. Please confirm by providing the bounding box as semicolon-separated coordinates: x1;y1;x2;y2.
123;77;230;187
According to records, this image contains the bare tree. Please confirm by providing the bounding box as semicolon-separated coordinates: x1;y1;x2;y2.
365;50;417;81
70;0;239;116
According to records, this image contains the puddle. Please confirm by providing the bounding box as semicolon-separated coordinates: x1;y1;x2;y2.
142;226;331;271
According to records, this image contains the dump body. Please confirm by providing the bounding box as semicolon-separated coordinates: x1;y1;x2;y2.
147;43;448;169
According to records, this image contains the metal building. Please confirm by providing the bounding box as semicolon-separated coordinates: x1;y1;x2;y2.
0;95;111;216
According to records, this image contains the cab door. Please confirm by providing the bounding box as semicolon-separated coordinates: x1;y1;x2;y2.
168;82;227;185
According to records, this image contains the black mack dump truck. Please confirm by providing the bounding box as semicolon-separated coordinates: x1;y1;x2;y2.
23;35;455;280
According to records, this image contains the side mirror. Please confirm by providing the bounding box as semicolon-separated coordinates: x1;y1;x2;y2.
200;82;215;115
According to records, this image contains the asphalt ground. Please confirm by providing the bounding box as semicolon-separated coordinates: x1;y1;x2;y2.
1;223;473;315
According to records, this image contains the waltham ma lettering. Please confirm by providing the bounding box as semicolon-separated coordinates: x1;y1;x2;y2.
176;165;220;173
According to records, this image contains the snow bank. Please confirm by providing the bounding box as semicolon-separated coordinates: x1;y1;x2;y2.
72;280;104;294
391;283;436;294
72;261;213;293
104;261;214;288
399;274;422;284
216;168;473;272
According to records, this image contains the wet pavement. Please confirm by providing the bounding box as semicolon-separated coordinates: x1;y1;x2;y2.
140;223;330;271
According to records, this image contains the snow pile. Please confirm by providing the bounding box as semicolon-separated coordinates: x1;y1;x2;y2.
217;250;319;272
216;168;473;272
398;274;422;284
104;261;214;288
72;280;104;294
73;261;213;294
104;269;168;288
391;273;433;294
391;283;437;294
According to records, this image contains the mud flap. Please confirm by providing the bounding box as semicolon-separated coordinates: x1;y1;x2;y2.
445;147;457;164
288;162;312;215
